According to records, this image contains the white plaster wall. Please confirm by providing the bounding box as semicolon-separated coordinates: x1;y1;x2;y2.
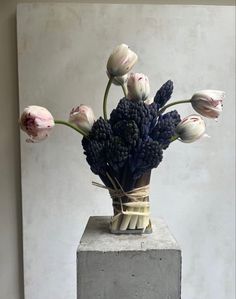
17;3;235;299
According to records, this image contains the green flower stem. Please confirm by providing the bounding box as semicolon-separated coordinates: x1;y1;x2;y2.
121;84;127;98
103;76;113;121
55;120;88;137
170;135;179;142
157;99;191;116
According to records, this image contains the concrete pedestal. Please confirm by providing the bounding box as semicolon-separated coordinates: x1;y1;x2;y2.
77;216;181;299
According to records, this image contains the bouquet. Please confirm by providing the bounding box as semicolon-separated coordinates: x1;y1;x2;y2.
19;44;224;234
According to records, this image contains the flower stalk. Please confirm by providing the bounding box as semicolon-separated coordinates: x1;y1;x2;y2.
121;84;127;98
55;120;88;136
103;76;113;121
157;99;191;116
170;135;179;142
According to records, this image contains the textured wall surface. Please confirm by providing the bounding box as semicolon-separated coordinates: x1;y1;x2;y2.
0;2;24;299
17;3;235;299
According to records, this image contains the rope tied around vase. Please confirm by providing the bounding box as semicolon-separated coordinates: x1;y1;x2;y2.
92;173;151;232
92;181;150;215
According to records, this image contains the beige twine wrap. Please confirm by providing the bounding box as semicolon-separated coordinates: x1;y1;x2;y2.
92;173;150;227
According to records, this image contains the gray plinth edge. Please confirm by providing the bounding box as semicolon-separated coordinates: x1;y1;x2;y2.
77;216;181;299
78;216;181;252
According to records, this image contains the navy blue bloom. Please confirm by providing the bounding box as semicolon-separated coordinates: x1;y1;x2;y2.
113;120;139;147
151;110;181;149
105;136;129;173
82;138;107;175
82;80;181;186
90;117;112;141
130;140;163;179
154;80;174;108
110;98;154;139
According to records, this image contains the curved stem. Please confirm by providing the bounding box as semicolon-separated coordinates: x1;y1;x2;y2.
103;76;113;121
157;99;191;116
170;135;179;143
55;120;88;137
121;84;127;98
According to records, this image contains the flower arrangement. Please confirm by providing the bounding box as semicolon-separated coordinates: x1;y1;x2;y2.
19;44;224;234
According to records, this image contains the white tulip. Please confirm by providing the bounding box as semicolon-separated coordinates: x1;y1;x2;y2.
176;114;206;143
144;97;154;105
107;44;138;77
107;71;128;86
127;73;150;101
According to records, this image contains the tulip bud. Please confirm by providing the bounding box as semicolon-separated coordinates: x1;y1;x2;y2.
69;105;95;133
191;90;224;119
107;44;138;77
127;73;150;101
176;114;206;143
107;71;128;86
144;97;154;105
19;105;54;143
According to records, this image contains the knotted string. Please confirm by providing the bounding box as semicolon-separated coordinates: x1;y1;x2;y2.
92;173;150;224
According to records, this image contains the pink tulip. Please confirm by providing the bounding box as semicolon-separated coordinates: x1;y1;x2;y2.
19;105;54;143
191;90;224;119
69;105;95;132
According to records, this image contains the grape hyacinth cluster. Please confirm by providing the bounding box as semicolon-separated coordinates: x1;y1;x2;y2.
154;79;174;109
151;110;181;149
82;80;181;189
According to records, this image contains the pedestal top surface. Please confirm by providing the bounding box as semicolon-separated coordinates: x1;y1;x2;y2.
78;216;180;252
